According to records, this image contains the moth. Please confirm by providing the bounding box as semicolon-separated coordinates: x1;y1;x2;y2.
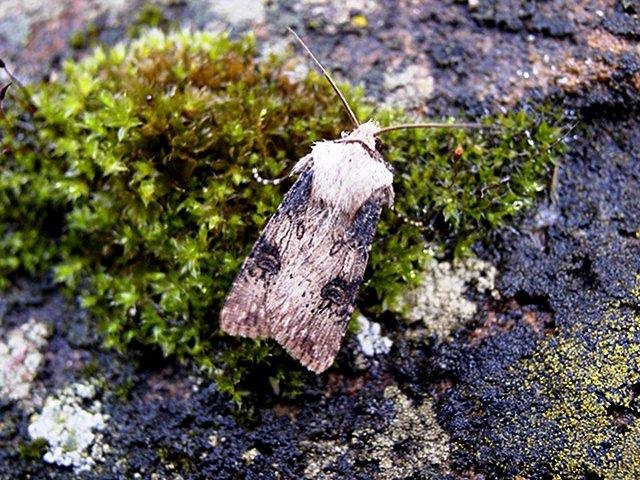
220;29;477;373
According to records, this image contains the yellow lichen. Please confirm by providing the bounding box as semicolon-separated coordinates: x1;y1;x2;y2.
520;309;640;478
350;13;368;28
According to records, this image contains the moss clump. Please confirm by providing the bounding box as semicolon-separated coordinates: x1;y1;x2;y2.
0;29;564;400
69;22;102;51
127;3;172;39
17;438;49;462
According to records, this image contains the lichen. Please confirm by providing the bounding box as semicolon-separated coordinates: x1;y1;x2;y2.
241;447;261;464
353;385;450;479
355;314;392;357
302;439;350;479
210;0;266;25
394;256;499;339
383;63;434;109
28;381;109;473
519;308;640;478
302;385;450;479
0;28;564;399
440;296;640;478
0;318;50;402
301;0;381;27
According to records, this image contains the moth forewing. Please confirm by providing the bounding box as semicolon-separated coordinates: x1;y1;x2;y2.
219;121;394;373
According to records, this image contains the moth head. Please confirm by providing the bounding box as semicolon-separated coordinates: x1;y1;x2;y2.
342;120;381;151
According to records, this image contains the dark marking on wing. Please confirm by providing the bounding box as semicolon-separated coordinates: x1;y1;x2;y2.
278;169;313;216
248;239;281;279
268;187;388;373
329;240;343;255
347;192;385;250
320;277;359;307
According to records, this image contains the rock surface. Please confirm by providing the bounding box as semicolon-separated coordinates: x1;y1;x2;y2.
1;0;639;479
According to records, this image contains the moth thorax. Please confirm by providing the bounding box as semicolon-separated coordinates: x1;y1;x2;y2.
310;139;393;216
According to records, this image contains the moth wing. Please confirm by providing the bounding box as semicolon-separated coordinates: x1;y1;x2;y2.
220;167;314;338
267;187;389;373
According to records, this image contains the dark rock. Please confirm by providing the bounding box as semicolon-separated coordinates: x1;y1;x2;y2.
604;11;640;39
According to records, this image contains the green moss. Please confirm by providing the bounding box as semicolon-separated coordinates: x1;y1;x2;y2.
80;359;100;378
0;29;564;401
18;438;49;462
113;377;135;401
217;338;311;404
365;107;563;311
69;22;101;51
127;3;171;38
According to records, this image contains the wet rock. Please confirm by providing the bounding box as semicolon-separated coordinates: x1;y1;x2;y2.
604;10;640;39
436;115;640;478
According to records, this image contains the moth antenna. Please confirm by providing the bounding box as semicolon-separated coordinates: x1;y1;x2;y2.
252;167;289;186
0;59;26;90
0;82;11;100
547;120;578;204
0;59;37;114
0;82;11;115
287;27;360;128
374;122;487;136
548;120;578;151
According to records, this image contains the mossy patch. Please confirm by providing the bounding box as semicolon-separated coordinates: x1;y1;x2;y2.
0;29;564;400
17;438;49;462
127;3;172;39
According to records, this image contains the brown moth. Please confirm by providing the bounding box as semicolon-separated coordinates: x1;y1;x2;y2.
220;30;477;373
